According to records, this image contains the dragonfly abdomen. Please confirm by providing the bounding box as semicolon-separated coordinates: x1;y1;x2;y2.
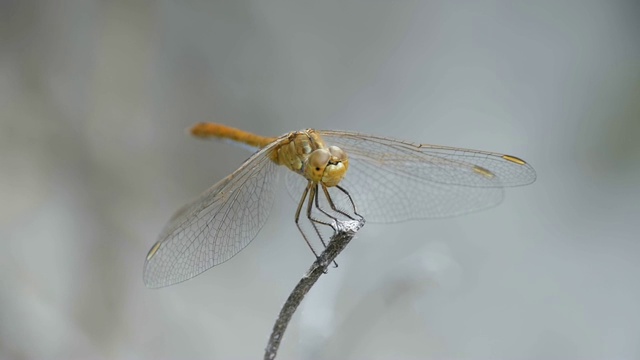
190;122;276;148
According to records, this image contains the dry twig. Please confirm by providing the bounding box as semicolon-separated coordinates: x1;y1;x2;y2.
263;218;365;360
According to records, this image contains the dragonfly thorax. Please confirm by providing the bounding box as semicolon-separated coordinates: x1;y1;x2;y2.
271;131;350;187
304;146;349;187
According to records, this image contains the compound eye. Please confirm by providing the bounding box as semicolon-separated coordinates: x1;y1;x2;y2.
328;146;347;162
321;146;348;187
305;149;331;181
309;149;330;170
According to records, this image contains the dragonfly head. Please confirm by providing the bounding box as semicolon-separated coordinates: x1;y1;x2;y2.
305;146;349;187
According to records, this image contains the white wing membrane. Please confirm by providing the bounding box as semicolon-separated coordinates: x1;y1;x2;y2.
143;143;280;288
315;131;536;223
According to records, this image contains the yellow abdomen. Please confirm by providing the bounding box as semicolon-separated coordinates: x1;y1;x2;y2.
190;123;348;186
190;122;276;148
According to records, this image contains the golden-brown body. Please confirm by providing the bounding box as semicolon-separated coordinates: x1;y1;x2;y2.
191;122;349;187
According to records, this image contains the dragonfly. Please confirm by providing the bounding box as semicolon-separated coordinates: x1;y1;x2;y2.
143;122;536;288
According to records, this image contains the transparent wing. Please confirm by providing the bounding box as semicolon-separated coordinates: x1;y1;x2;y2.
313;130;536;223
143;141;281;288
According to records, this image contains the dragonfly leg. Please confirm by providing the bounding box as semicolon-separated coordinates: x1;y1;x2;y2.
313;184;340;268
306;184;340;271
295;182;343;267
321;184;356;220
307;185;332;248
313;184;340;221
294;183;320;259
335;185;364;220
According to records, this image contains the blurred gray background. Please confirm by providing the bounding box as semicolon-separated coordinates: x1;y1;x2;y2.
1;0;639;359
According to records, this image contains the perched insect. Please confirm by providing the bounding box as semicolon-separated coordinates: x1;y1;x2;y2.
143;123;536;288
